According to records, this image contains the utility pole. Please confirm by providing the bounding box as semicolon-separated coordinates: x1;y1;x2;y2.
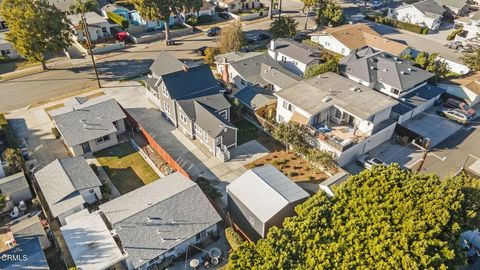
80;12;101;88
415;138;431;173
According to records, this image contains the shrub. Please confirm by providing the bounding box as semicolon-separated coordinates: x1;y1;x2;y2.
421;27;429;35
198;15;213;24
225;227;244;250
304;59;339;78
288;171;298;177
107;11;129;29
100;183;111;195
51;127;60;139
272;160;280;166
185;15;198;26
204;47;220;66
447;27;463;40
371;15;425;34
308;175;315;180
2;148;24;173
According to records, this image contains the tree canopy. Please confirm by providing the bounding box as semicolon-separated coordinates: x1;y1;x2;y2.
269;16;298;39
0;0;73;70
403;51;448;81
304;59;338;78
315;0;344;27
217;20;244;53
68;0;98;14
129;0;202;41
229;165;480;269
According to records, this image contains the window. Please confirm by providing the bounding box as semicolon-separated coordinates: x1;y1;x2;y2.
96;135;110;144
162;85;168;97
219;110;228;120
282;100;294;112
391;88;400;95
180;113;187;124
281;56;286;62
101;27;107;35
163;101;170;115
278;115;285;122
203;131;208;142
1;49;11;56
195;124;202;135
325;41;330;46
113;120;119;130
248;216;255;225
89;189;94;193
335;108;342;119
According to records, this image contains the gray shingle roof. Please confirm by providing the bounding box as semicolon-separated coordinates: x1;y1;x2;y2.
67;11;108;26
149;51;186;77
230;53;302;86
410;0;445;18
234;85;276;110
0;238;49;269
271;38;321;65
435;0;468;10
0;172;29;196
99;173;221;269
392;84;445;115
226;165;309;223
260;63;300;89
11;215;46;246
275;72;398;119
339;47;434;92
194;101;236;137
50;95;126;146
35;157;101;218
214;51;264;65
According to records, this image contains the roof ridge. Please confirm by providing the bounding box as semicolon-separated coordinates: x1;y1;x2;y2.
250;167;290;204
56;158;78;193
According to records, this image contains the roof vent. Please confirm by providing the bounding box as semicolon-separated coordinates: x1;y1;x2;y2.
350;86;361;92
408;67;413;71
400;71;406;75
383;68;388;72
321;96;332;103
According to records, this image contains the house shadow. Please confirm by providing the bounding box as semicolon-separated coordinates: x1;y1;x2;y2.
363;21;401;35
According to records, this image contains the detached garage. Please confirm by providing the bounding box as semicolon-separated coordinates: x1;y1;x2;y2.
0;172;32;204
226;165;309;241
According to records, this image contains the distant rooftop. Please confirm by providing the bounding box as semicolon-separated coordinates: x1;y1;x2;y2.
275;72;397;120
67;11;107;26
270;38;321;65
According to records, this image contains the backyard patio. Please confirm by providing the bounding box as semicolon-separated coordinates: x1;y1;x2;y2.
94;142;159;194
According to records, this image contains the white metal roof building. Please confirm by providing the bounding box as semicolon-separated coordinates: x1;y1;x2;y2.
226;165;309;240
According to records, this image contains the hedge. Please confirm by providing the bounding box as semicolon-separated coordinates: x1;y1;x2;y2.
368;15;428;35
447;27;463;41
198;14;213;23
107;11;129;29
225;227;244;250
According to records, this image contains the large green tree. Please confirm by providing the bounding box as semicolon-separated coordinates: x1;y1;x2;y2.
315;0;344;27
68;0;98;14
269;16;298;39
129;0;202;42
229;165;480;269
0;0;73;70
411;51;448;81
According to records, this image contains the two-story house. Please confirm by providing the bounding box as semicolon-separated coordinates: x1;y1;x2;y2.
67;11;117;43
388;0;445;30
275;72;398;166
49;95;127;157
339;47;443;123
267;38;321;76
144;52;237;161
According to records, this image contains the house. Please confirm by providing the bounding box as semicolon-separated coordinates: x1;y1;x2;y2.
61;210;128;270
226;165;309;240
388;0;444;30
0;172;32;204
217;52;302;91
339;47;434;99
0;238;49;269
7;214;51;250
438;72;480;106
217;0;261;13
267;38;321;76
49;95;126;157
35;157;102;225
0;17;19;59
454;12;480;43
144;52;237;161
67;11;116;42
233;85;276;112
435;0;469;16
99;172;222;270
309;23;411;56
183;1;216;17
275;72;398;166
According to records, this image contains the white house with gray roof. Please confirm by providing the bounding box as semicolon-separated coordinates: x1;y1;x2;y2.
226;165;310;240
99;172;222;270
35;157;102;225
339;47;434;99
267;38;321;76
388;0;445;30
275;72;398;166
49;95;127;157
145;52;237;161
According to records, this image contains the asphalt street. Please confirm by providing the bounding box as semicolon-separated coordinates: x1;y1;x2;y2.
0;0;310;112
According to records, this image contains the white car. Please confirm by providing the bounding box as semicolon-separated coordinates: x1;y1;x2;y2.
437;108;470;125
356;154;387;169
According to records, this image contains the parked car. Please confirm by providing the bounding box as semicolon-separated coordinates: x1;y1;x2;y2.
437;108;470;125
245;37;255;44
218;12;230;20
370;1;383;8
239;46;254;52
356;154;387;169
206;26;221;37
254;33;271;41
445;41;463;50
111;27;128;42
444;98;476;116
293;32;309;42
195;46;208;56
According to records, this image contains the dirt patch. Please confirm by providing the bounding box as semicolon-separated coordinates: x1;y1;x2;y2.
246;151;328;182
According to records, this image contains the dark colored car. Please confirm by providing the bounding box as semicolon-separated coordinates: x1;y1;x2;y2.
245;37;255;44
218;12;230;20
293;32;309;42
254;33;271;41
206;26;221;37
239;46;254;52
195;46;208;56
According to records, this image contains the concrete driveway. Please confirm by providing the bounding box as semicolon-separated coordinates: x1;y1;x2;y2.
104;82;269;203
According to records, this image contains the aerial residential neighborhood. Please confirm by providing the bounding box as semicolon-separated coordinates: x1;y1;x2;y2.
1;0;480;269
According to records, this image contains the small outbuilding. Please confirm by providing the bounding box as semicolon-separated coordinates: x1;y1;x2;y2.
0;172;32;204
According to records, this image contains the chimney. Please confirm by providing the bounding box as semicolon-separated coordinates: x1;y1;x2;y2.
182;65;189;72
222;61;229;83
269;39;276;51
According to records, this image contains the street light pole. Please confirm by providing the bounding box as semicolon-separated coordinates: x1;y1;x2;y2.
80;12;101;88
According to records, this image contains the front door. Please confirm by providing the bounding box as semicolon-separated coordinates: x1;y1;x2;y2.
81;142;91;154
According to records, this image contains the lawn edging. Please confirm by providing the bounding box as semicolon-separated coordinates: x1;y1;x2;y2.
129;138;165;178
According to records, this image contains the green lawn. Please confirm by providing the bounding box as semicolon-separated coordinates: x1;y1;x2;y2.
234;119;259;146
94;142;159;194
